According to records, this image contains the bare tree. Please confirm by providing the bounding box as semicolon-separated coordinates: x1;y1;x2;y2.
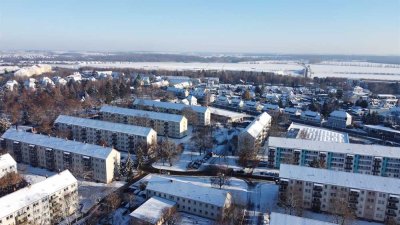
209;165;231;189
217;201;246;225
280;190;303;216
156;138;181;166
237;138;258;167
162;207;181;225
309;158;326;168
191;125;213;155
182;107;199;127
330;197;355;225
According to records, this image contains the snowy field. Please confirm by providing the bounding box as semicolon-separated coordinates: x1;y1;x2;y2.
18;164;126;214
54;61;400;80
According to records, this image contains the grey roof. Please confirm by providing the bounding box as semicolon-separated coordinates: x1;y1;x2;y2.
100;105;184;123
280;164;400;195
268;136;400;158
133;99;209;113
1;129;114;159
55;115;154;137
287;123;349;143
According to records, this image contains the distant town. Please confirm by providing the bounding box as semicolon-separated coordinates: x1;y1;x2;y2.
0;51;399;225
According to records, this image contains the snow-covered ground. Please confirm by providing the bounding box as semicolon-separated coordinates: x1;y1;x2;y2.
18;163;126;214
54;61;400;80
178;212;214;225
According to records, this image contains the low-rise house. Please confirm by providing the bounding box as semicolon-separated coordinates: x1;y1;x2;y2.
166;87;189;98
300;110;322;124
130;196;177;225
327;110;352;128
209;107;247;123
283;107;302;117
4;80;18;91
0;153;17;179
24;78;36;90
0;170;78;225
146;176;232;220
363;124;400;141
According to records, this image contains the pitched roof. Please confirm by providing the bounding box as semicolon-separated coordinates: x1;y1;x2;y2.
55;115;154;137
129;197;176;224
133;99;209;113
1;129;115;159
280;164;400;194
100;105;184;123
0;170;77;218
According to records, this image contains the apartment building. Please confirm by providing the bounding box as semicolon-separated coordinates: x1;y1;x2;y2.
327;110;352;128
279;164;400;223
54;115;157;152
99;105;188;138
1;129;120;183
238;112;272;152
133;99;211;126
0;170;78;225
267;137;400;178
0;153;17;179
145;176;232;220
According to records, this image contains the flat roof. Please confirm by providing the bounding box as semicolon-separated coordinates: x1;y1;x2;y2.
55;115;154;137
270;212;336;225
287;123;349;143
209;107;248;119
129;196;176;224
133;99;209;113
1;129;115;159
100;105;184;123
146;175;229;207
280;164;400;194
268;137;400;158
0;170;77;219
364;124;400;134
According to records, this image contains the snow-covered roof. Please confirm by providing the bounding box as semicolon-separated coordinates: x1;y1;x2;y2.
280;164;400;195
301;110;320;118
209;107;247;119
270;212;336;225
100;105;184;123
364;124;400;134
55;115;154;137
329;110;351;118
268;137;400;158
146;176;230;207
129;196;176;224
133;99;209;113
0;170;77;219
287;123;349;143
243;112;271;138
1;129;115;159
0;154;17;174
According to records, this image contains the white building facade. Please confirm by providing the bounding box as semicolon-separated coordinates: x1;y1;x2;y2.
99;105;188;138
54;115;157;152
279;164;400;223
1;129;120;183
0;170;78;225
0;154;17;179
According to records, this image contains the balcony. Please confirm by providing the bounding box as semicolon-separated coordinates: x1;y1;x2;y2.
387;203;398;210
386;210;397;217
349;197;358;203
312;192;322;198
389;196;400;203
313;186;323;191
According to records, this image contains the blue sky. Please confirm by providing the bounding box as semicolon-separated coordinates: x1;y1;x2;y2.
0;0;399;55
